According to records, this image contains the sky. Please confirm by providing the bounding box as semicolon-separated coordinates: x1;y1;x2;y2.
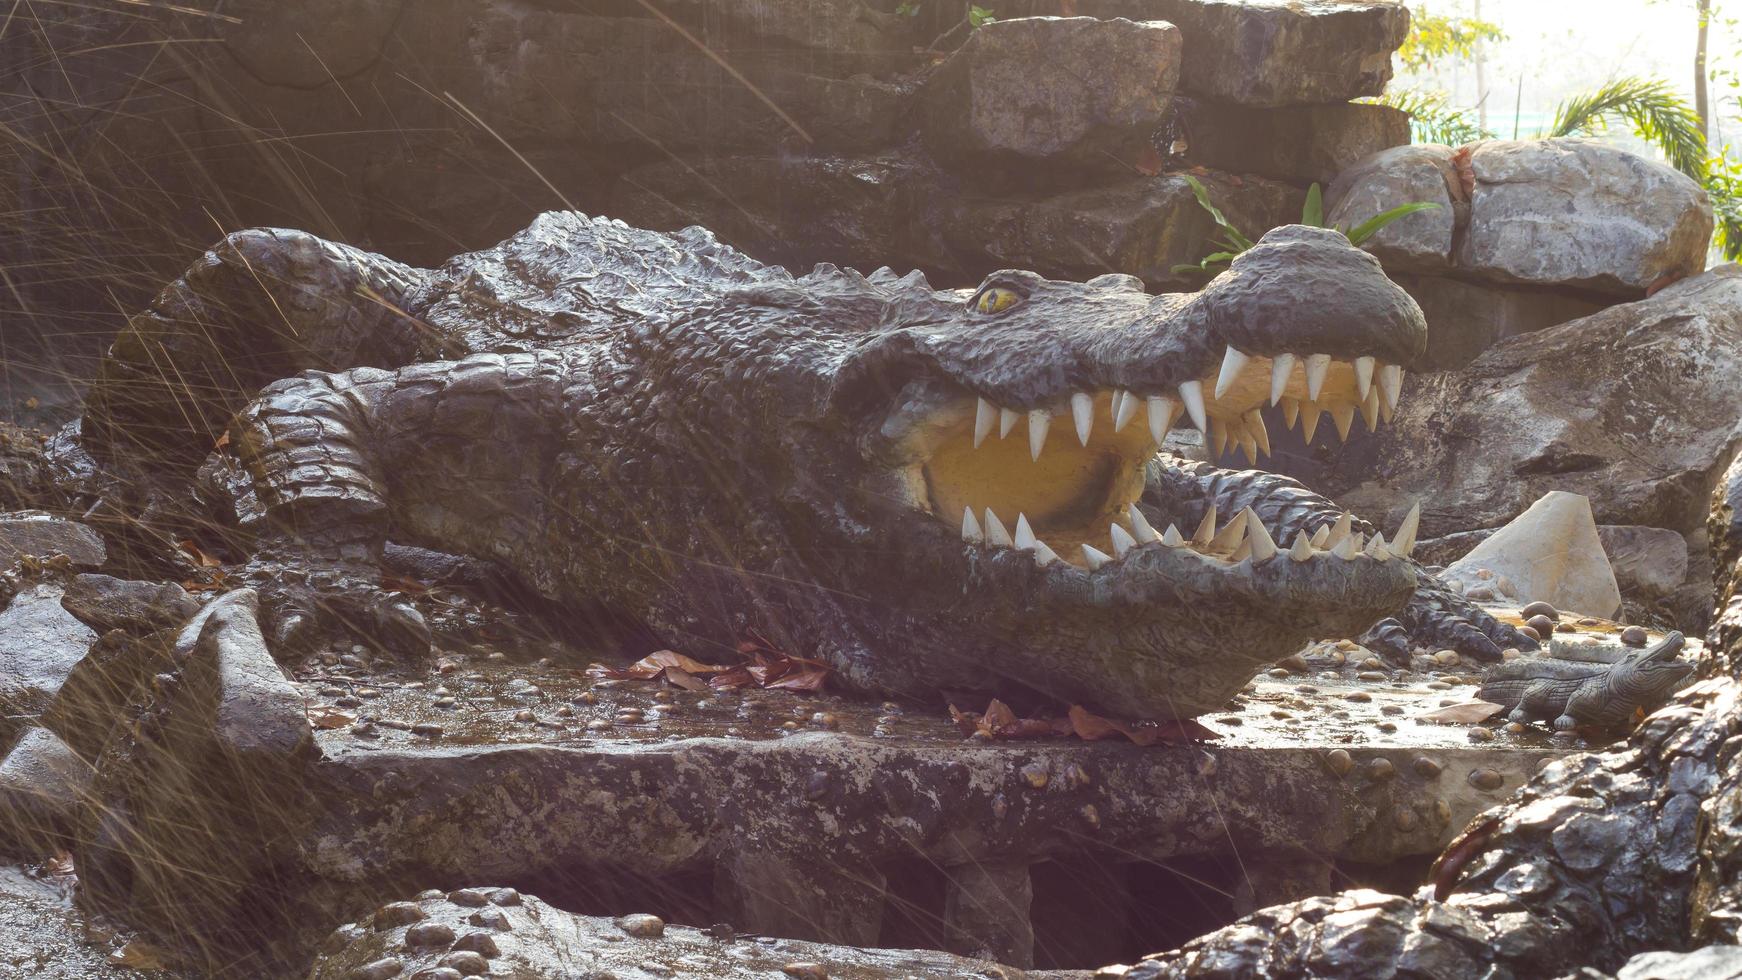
1398;0;1741;150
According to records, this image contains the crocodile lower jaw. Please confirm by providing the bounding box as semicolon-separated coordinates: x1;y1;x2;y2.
875;347;1412;571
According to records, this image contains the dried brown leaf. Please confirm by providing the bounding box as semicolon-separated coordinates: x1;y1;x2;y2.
1416;700;1506;725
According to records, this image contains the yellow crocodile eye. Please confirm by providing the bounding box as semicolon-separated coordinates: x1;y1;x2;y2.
974;287;1021;315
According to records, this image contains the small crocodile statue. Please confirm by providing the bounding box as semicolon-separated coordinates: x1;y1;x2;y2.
1478;631;1696;731
78;213;1531;718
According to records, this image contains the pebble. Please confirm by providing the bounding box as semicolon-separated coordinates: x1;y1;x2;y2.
373;903;426;929
1502;647;1523;660
438;951;489;975
1367;758;1396;781
468;909;512;931
1413;757;1442;778
1324;748;1353;776
1375;721;1396;733
1521;601;1559;621
1433;650;1460;667
514;710;536;723
587;719;612;732
447;889;489;907
1469;768;1506;791
489;888;521;906
1505;721;1528;734
1621;625;1649;646
1518;626;1541;642
1358;671;1388;682
412;970;463;980
617;913;666;938
783;965;829;979
1467;726;1494;743
1344;691;1371;703
411;723;444;737
349;959;405;980
1393;806;1419;832
434;697;456;709
452;932;500;957
1426;681;1453;691
1527;615;1556;636
405;922;457;947
1267;668;1290;678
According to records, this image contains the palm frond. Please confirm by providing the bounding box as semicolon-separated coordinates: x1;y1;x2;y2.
1373;90;1492;146
1547;77;1708;179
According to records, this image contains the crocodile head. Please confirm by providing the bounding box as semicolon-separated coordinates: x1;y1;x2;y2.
789;226;1427;717
1611;631;1697;708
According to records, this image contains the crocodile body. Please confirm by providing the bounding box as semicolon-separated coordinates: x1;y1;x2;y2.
1478;632;1695;730
82;212;1525;718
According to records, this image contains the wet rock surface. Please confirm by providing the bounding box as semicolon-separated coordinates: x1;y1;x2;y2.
0;513;106;569
0;584;99;744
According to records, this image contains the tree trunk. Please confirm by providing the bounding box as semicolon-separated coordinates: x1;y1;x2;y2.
1696;0;1711;142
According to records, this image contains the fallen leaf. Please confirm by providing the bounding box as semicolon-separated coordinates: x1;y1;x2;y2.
380;574;432;595
1416;700;1506;724
588;649;731;682
45;851;74;877
1067;704;1219;746
109;941;174;972
22;396;39;410
178;539;224;568
661;666;710;692
213;430;231;450
307;707;356;730
1132;143;1166;177
949;701;1216;746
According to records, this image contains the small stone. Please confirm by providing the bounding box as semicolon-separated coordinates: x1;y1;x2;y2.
1062;762;1091;788
1277;654;1309;672
487;651;507;662
1527;614;1556;636
1467;726;1494;742
1020;763;1050;789
410;723;443;737
1344;691;1372;703
447;889;489;907
1413;757;1443;778
438;951;489;975
1358;670;1389;682
1469;768;1506;791
513;709;536;723
1434;650;1461;666
373;903;426;929
1518;626;1541;642
1505;721;1528;734
617;913;666;938
810;712;839;730
409;970;463;980
452;932;500;957
349;959;406;980
1394;806;1419;832
1521;601;1559;621
1426;681;1453;690
1368;758;1396;781
468;908;512;931
1502;647;1522;660
1376;721;1397;733
489;888;521;906
783;964;829;979
1080;803;1100;829
587;719;612;731
1556;622;1579;633
405;921;456;947
433;697;456;709
1621;625;1649;646
1267;667;1290;678
1324;748;1354;776
556;705;574;717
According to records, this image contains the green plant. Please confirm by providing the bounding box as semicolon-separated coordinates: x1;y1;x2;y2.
1375;90;1494;146
968;4;995;27
1709;150;1742;261
1547;77;1710;179
895;1;920;15
1170;176;1441;276
1396;7;1504;72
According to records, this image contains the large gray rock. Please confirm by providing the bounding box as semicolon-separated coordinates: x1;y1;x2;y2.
0;513;105;569
0;585;98;743
1329;140;1714;297
1004;0;1411;107
1325;265;1742;541
922;16;1181;172
1393;272;1611;372
61;574;200;635
0;727;93;856
1598;526;1691;600
1443;491;1622;618
173;589;310;765
1173;99;1411;185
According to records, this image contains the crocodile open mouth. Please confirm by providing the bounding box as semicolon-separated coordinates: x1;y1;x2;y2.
878;346;1414;570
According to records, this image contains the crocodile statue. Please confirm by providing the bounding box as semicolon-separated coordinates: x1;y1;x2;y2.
1477;631;1695;731
76;212;1530;719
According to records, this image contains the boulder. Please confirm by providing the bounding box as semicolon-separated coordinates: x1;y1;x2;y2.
921;16;1181;172
1329;140;1714;297
173;589;311;765
1392;273;1611;372
1003;0;1411;107
0;513;105;568
60;574;200;635
1325;265;1742;543
1173;98;1411;185
0;727;93;855
1597;526;1691;601
0;585;98;744
1443;492;1622;618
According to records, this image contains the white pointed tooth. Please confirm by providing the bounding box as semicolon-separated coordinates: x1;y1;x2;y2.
984;509;1013;547
1310;525;1330;548
1032;540;1060;566
1393;502;1420;558
1178;380;1208;432
1305;354;1331;401
1281;396;1300;431
1245;409;1270;457
1300;400;1321;443
1245;509;1277;561
1014;513;1037;550
1366;531;1391;561
1379;363;1403;412
1081;543;1112;570
1127;503;1159;544
1147;395;1179;444
1270;353;1296;406
974;398;997;448
999;407;1020;438
1289;529;1314;562
1215;346;1250;400
1110;523;1138;557
1028;409;1051;461
1109;390;1124;424
1161;523;1185;547
1324;511;1353;548
1115;390;1141;432
1211;419;1229;458
1238;432;1257;466
1360;388;1380;431
1354;356;1375;400
1192;505;1218;547
1230;539;1252;563
1071;391;1094;446
962;506;983;544
1330;402;1355;442
1379;390;1395;425
1210;509;1248;551
1332;531;1360;559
